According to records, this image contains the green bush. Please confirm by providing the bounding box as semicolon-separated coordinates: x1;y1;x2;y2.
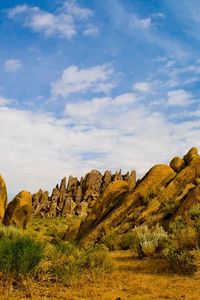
189;204;200;220
101;230;121;250
0;226;23;239
163;246;196;275
0;235;45;280
50;243;114;283
170;225;198;250
54;240;77;255
120;232;135;250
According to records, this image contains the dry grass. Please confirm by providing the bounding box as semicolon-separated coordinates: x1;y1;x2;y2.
1;250;200;300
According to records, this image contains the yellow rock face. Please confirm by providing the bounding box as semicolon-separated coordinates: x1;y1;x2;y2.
77;180;129;241
170;156;186;172
183;147;199;163
78;165;175;245
3;191;32;229
0;175;8;222
174;185;200;223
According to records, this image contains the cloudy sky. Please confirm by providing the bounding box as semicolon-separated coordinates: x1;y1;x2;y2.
1;0;200;198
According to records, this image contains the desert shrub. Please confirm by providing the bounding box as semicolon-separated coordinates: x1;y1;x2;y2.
101;230;121;250
27;217;75;241
0;226;23;239
0;235;45;280
163;246;197;275
162;201;176;214
170;226;198;250
120;232;135;250
79;244;113;272
189;204;200;220
54;240;77;255
50;243;114;283
132;224;168;257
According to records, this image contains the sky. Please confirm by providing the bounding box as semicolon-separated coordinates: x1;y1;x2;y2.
1;0;200;199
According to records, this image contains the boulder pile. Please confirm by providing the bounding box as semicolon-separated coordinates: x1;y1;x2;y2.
32;169;136;218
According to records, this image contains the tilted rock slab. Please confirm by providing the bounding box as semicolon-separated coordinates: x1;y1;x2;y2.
77;164;175;245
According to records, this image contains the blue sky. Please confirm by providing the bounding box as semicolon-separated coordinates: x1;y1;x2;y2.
1;0;200;198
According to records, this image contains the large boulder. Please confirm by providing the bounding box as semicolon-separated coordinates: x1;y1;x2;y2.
3;191;32;229
82;170;102;202
32;189;49;216
0;175;8;222
183;147;199;164
61;195;75;216
170;156;186;172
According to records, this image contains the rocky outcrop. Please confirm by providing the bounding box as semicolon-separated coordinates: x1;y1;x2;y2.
0;175;8;222
32;169;136;218
68;147;200;246
77;165;175;245
29;146;200;246
3;191;32;229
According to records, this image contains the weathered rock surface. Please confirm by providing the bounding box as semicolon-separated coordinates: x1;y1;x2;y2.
77;165;175;245
71;147;200;245
170;156;186;172
76;180;129;241
32;169;136;218
29;146;200;246
3;191;32;229
0;175;8;222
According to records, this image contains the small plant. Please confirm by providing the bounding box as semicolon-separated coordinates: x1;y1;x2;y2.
189;204;200;220
131;224;168;257
120;232;135;250
50;242;114;284
54;240;77;255
163;246;196;275
101;229;121;250
0;235;45;280
170;226;198;250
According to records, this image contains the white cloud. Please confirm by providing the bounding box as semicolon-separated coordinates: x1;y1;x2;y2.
166;89;194;106
83;24;99;36
63;0;93;19
51;65;114;98
7;1;94;39
65;93;137;120
7;5;29;18
4;59;22;72
133;82;152;93
152;12;165;18
1;92;200;199
130;15;152;30
0;96;11;106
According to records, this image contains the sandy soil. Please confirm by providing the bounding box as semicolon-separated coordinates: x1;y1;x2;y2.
1;251;200;300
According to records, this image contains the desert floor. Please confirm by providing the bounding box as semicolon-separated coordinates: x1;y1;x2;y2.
1;250;200;300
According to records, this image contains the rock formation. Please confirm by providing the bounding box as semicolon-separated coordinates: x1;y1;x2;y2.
32;169;136;218
0;175;8;222
3;191;32;229
69;147;200;246
2;146;200;239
